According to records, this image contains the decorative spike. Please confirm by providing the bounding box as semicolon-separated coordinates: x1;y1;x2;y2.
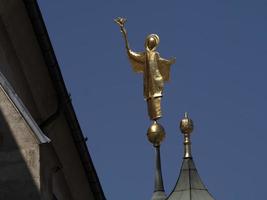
180;112;194;158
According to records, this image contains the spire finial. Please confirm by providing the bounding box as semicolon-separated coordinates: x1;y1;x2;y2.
147;121;165;147
147;121;166;200
180;112;194;158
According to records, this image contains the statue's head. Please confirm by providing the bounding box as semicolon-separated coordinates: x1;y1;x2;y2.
145;34;160;51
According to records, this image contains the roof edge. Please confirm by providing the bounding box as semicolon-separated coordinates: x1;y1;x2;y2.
22;0;106;199
166;158;215;200
0;70;51;144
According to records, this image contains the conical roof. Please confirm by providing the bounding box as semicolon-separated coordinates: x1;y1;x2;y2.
166;158;215;200
166;113;215;200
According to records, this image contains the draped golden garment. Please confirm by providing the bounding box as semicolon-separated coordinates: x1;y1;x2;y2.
127;49;172;119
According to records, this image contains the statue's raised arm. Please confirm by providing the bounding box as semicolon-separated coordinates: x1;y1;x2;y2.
114;17;129;50
115;17;146;73
115;17;176;121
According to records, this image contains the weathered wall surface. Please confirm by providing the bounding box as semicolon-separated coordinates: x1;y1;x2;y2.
40;144;74;200
45;113;95;200
0;86;40;199
0;80;78;200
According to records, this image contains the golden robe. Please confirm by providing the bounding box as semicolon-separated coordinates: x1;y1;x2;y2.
127;50;171;100
127;49;172;120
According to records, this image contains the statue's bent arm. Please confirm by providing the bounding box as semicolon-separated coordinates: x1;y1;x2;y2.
158;57;176;81
159;57;176;65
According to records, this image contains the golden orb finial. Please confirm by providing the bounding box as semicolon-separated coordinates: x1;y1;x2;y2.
180;112;194;135
147;121;166;146
180;112;194;158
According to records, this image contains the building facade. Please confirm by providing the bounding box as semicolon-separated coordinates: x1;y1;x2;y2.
0;0;105;199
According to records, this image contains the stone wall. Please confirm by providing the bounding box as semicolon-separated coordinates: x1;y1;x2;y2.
0;86;41;199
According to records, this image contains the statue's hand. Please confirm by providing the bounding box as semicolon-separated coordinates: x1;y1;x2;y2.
114;17;127;28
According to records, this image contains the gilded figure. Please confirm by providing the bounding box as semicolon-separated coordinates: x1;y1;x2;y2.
115;17;175;120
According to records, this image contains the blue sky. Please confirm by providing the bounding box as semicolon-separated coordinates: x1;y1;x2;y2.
39;1;267;199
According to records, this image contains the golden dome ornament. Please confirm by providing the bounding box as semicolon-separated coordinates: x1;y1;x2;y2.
147;121;166;147
180;112;194;158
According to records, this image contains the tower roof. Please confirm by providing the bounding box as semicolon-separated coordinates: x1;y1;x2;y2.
166;113;215;200
166;158;214;200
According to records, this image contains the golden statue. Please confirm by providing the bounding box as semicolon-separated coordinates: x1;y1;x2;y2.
115;17;175;120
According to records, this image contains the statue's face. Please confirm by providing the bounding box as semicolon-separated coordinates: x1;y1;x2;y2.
147;37;157;50
145;34;160;51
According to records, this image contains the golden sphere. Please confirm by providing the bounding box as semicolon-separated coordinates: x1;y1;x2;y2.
180;113;194;135
147;121;165;146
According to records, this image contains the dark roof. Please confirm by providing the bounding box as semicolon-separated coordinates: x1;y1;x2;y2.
166;158;215;200
22;0;106;199
0;71;50;144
